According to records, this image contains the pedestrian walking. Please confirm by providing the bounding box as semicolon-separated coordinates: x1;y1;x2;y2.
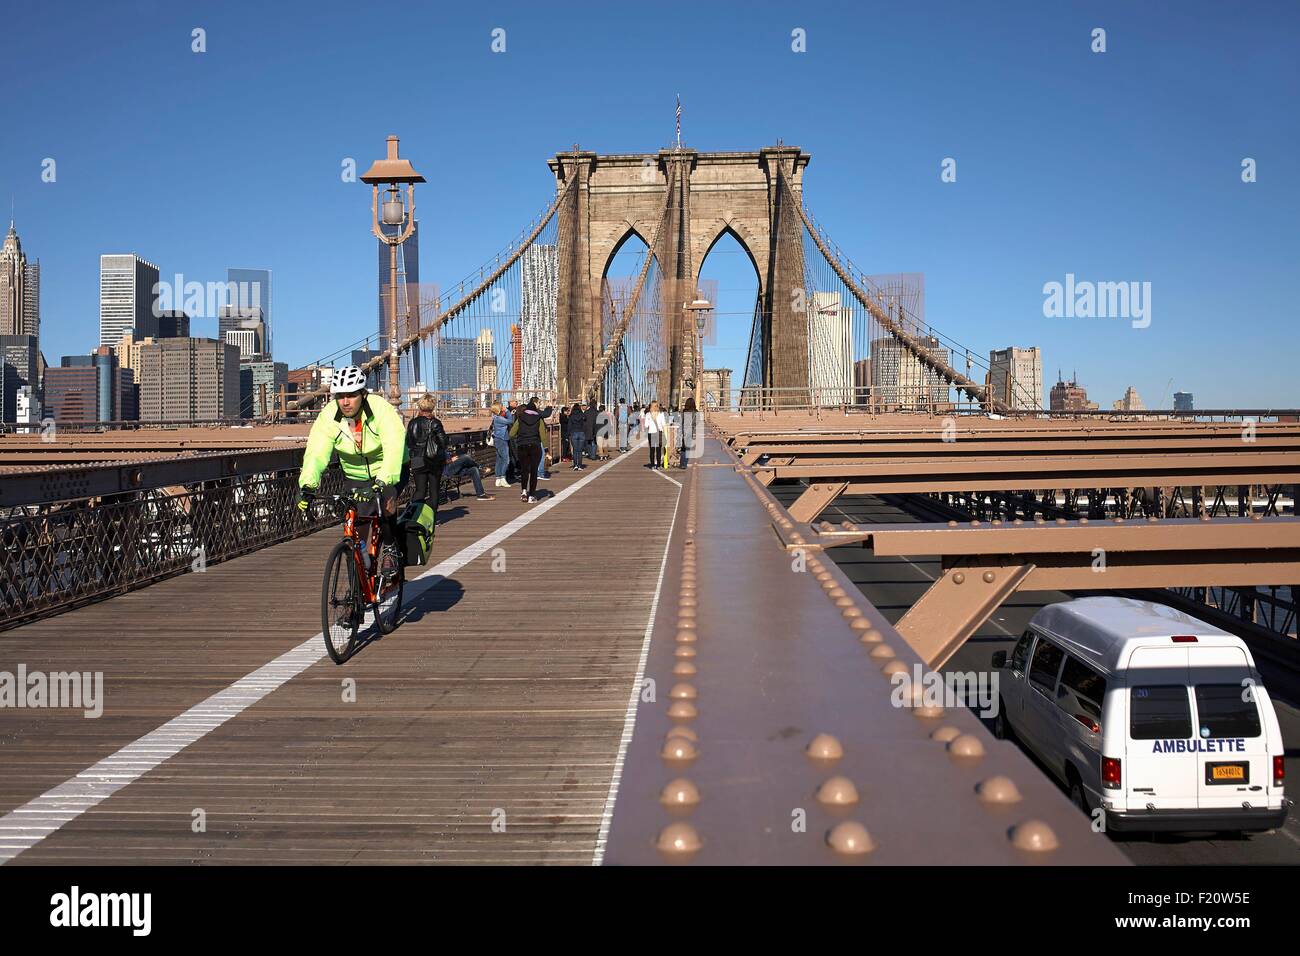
509;397;548;502
490;401;513;488
644;400;667;468
567;402;587;470
404;394;449;502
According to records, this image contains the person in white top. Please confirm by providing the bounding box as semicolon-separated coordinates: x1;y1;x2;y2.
643;400;668;469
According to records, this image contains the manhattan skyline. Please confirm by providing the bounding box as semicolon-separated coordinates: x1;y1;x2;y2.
2;1;1296;407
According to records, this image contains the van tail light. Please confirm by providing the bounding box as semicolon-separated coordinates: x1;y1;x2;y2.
1102;756;1122;789
1171;635;1199;643
1275;756;1286;788
1072;713;1101;734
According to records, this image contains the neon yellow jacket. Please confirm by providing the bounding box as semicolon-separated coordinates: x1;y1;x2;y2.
299;396;409;488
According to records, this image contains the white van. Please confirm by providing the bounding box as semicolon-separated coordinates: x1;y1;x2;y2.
992;596;1288;834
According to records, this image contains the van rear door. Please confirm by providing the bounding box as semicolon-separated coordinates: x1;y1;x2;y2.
1189;645;1268;811
1124;646;1198;809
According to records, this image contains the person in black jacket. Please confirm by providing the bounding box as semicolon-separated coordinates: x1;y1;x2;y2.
405;394;448;503
509;398;547;502
567;402;587;470
583;399;598;460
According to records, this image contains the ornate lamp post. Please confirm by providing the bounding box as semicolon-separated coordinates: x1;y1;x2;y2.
360;135;425;406
684;292;712;411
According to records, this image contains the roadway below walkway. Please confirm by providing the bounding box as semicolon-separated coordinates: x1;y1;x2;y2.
774;485;1300;864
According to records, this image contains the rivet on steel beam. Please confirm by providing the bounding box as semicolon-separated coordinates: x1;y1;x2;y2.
669;683;697;700
1251;513;1262;521
678;606;697;619
826;821;875;855
666;726;698;742
661;737;698;762
826;585;846;597
841;607;863;619
952;572;966;585
668;700;698;720
1200;514;1211;522
805;733;844;761
982;570;996;584
881;660;908;677
991;519;1003;527
1148;516;1159;523
869;644;895;660
679;596;698;608
1009;820;1059;852
1012;518;1023;526
930;726;960;743
656;822;702;856
970;520;981;527
790;533;805;545
1112;517;1123;524
674;645;697;659
975;776;1023;804
947;734;986;759
1034;516;1046;525
675;630;697;644
814;571;833;582
816;776;860;806
904;685;943;718
673;661;697;677
835;596;856;608
948;520;958;528
660;779;701;810
1079;517;1088;524
858;627;883;644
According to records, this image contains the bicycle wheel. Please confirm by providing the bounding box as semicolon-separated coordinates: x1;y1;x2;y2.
374;547;404;635
321;540;362;663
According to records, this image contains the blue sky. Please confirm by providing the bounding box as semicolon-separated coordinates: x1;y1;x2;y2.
3;0;1296;407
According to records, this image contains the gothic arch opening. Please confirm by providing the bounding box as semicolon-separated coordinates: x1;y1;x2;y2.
695;225;761;408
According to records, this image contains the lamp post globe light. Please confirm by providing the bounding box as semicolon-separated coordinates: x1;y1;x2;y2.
360;135;425;406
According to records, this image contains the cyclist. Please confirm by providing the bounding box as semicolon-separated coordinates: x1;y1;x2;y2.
296;366;409;548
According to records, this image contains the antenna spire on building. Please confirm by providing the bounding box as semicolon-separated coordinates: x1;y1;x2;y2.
675;94;682;149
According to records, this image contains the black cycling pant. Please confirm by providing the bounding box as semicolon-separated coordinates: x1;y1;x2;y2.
345;476;402;547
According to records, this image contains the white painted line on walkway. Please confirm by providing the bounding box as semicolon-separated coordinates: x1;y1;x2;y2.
592;467;683;865
0;447;641;864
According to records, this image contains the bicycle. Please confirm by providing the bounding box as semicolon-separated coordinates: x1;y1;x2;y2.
316;490;405;663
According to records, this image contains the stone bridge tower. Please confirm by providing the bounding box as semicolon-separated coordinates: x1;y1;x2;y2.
548;146;811;402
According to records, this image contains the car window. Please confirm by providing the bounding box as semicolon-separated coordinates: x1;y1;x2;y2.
1129;686;1192;740
1057;656;1107;720
1028;639;1065;695
1010;631;1034;673
1193;685;1261;739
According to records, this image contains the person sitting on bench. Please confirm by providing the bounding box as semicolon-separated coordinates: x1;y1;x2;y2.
441;447;494;501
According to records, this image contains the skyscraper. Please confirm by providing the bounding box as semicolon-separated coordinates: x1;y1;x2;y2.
870;335;950;409
137;338;240;420
0;334;39;423
988;346;1043;411
436;336;477;407
227;268;271;356
1;221;39;339
807;291;852;404
100;254;160;349
1049;374;1097;413
520;244;557;393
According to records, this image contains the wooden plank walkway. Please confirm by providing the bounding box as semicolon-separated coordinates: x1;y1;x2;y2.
0;448;681;864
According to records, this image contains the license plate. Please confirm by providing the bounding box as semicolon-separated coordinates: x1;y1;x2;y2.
1206;762;1248;785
